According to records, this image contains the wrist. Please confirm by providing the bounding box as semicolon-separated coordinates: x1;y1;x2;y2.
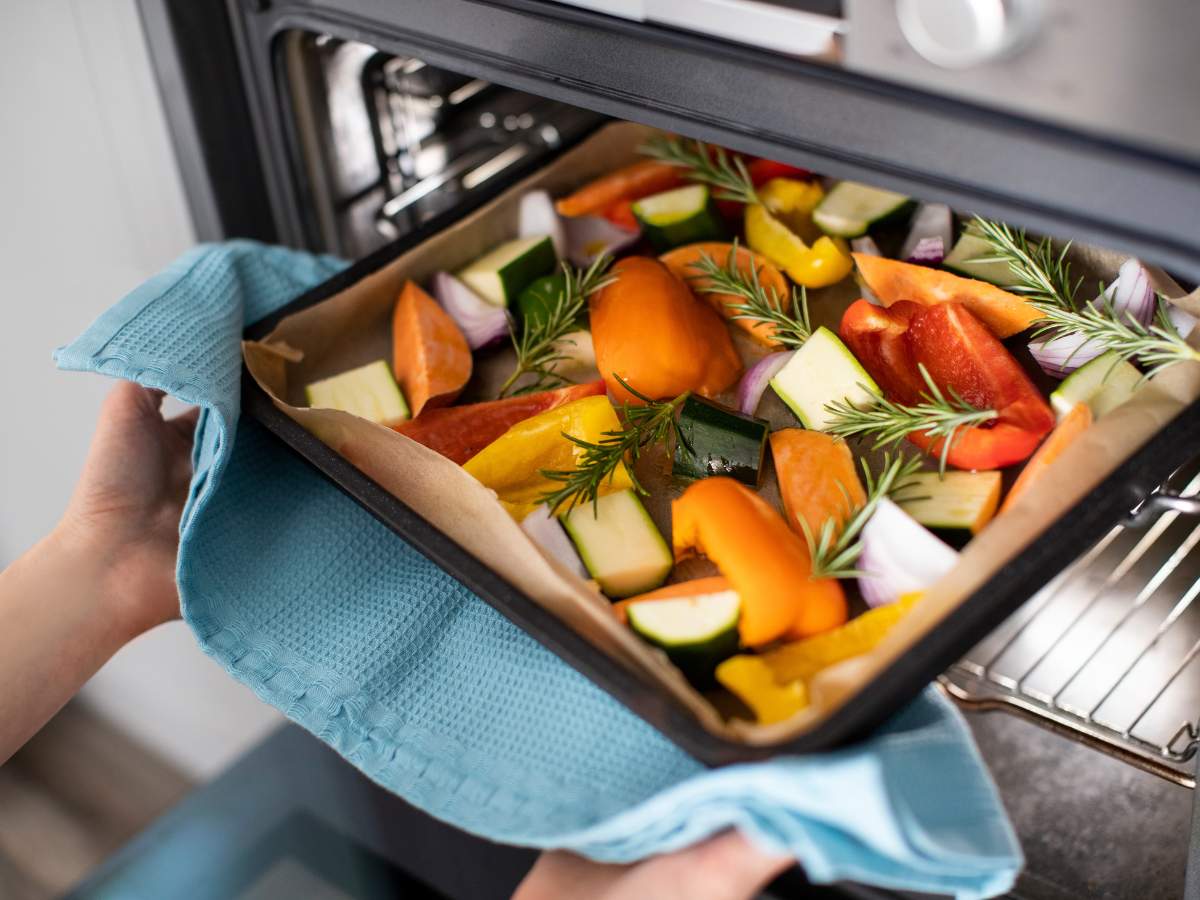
43;522;169;643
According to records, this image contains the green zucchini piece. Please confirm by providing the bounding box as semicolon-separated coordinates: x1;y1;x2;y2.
897;470;1002;539
627;589;740;685
304;359;409;426
457;235;557;307
770;327;880;431
632;184;725;251
943;232;1020;286
562;490;673;598
1049;351;1142;420
812;181;911;238
672;394;769;486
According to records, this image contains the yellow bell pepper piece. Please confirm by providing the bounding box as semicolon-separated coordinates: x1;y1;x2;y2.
745;200;853;289
759;177;824;243
463;395;633;520
760;593;921;683
715;656;809;725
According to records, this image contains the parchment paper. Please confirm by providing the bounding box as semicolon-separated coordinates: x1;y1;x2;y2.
244;121;1200;744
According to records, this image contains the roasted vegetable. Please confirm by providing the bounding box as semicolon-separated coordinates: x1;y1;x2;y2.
589;257;741;405
769;430;866;541
305;359;409;426
672;395;769;487
659;241;789;348
562;489;673;598
392;381;606;464
999;401;1092;515
392;280;472;416
672;477;847;646
462;395;634;519
556;160;683;218
853;253;1041;339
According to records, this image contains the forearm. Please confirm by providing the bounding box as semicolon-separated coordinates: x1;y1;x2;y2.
0;528;148;764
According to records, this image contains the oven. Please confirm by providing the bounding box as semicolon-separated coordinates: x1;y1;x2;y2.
136;1;1200;896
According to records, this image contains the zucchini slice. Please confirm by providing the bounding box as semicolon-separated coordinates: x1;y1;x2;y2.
561;490;673;598
304;359;409;426
627;590;740;684
1049;351;1142;420
457;235;557;307
812;181;911;238
770;327;880;431
633;184;725;251
673;395;769;487
897;470;1002;539
943;232;1019;286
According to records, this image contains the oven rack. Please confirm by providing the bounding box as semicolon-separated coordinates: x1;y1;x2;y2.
942;461;1200;788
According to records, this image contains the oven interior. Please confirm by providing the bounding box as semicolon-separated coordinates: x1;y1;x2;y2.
276;26;1200;789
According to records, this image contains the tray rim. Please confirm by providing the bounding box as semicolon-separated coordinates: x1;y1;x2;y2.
239;171;1200;767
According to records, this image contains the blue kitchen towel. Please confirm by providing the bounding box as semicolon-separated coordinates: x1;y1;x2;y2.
55;241;1022;899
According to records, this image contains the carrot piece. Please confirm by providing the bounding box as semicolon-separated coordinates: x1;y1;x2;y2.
555;161;683;218
589;257;742;405
853;253;1042;339
1000;402;1093;514
392;280;472;417
769;430;866;541
659;242;789;348
612;576;733;626
672;477;847;646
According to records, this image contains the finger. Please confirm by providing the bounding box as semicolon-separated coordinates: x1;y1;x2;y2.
102;381;164;425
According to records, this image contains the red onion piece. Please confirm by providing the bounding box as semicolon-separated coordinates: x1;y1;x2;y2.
737;351;793;415
430;271;511;350
518;190;566;259
850;236;882;256
1107;257;1155;326
1029;257;1157;378
1028;331;1104;379
858;498;958;608
521;505;588;580
563;214;641;267
900;203;952;265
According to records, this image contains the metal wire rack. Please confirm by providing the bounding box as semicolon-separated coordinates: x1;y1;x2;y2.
942;460;1200;788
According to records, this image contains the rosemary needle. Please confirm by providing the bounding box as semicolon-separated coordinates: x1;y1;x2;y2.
686;242;814;348
539;378;689;515
639;135;760;206
969;216;1200;376
498;255;614;398
824;365;998;475
801;452;924;581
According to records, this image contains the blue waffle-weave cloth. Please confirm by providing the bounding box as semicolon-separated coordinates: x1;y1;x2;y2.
55;241;1021;899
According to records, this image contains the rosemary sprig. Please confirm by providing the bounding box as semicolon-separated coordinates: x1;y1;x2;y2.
686;242;813;348
1032;293;1200;379
966;216;1081;310
802;452;925;580
498;256;614;398
639;135;760;206
824;365;998;475
539;378;689;514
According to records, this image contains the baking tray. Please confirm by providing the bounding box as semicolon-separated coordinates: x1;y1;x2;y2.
241;162;1200;767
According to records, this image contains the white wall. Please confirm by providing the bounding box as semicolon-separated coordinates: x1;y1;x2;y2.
0;0;281;779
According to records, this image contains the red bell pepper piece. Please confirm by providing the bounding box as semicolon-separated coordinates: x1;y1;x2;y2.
392;380;607;464
602;198;640;233
840;299;1054;469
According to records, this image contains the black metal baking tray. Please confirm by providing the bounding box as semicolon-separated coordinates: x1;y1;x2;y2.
241;176;1200;768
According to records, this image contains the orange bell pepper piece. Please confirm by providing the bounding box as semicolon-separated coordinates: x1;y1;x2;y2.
555;161;683;218
1000;401;1093;515
589;257;742;405
672;478;847;646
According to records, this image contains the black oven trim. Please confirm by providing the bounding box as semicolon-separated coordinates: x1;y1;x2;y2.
140;0;1200;284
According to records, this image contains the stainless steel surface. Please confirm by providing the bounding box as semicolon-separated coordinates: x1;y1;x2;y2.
282;33;601;258
943;460;1200;787
895;0;1040;68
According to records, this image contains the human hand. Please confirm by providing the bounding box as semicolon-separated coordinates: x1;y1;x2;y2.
56;381;198;636
513;830;791;900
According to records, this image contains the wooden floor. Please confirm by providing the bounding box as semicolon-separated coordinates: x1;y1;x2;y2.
0;702;193;899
